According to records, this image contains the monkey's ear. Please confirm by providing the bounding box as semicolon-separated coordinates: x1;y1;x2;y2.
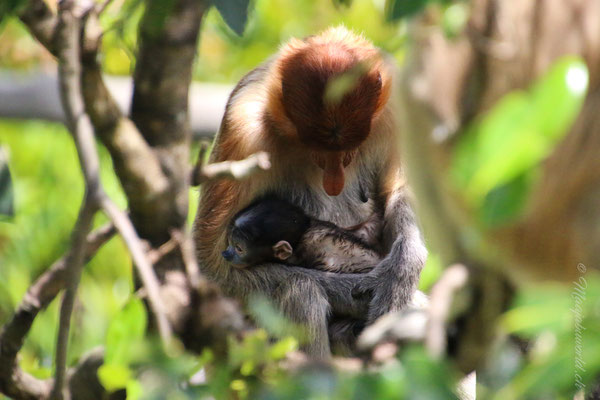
273;241;293;260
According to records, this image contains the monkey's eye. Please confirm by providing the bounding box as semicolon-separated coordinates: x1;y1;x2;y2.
235;244;244;253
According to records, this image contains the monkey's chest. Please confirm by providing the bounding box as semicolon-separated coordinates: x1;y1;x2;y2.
275;180;375;227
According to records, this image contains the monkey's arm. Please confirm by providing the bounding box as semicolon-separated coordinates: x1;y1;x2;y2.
343;212;382;247
353;182;427;323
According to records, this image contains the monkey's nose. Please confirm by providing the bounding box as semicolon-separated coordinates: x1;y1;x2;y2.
222;250;232;261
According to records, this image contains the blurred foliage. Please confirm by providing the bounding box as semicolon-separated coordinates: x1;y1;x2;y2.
1;1;600;399
385;0;461;21
0;121;132;382
451;56;589;228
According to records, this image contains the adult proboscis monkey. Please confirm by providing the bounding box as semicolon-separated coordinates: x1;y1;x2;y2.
194;27;426;357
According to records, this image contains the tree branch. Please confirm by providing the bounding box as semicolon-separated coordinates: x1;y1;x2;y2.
100;196;173;347
425;264;469;358
18;0;58;55
192;151;272;186
0;223;115;400
129;0;209;243
50;2;103;396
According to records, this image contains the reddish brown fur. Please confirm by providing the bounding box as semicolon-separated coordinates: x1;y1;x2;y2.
195;26;402;301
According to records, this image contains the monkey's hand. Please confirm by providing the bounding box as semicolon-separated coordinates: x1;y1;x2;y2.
352;242;426;323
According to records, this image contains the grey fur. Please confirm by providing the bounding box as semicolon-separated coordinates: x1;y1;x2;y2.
288;214;382;273
194;59;427;358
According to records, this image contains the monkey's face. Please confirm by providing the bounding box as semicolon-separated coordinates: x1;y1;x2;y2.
311;150;356;197
222;238;252;268
223;228;276;268
279;43;384;196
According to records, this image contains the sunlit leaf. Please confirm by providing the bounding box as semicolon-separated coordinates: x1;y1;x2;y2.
451;57;589;226
267;336;298;360
126;379;143;400
419;252;442;292
501;283;572;335
332;0;353;7
442;3;468;37
98;363;132;392
213;0;250;35
104;297;147;366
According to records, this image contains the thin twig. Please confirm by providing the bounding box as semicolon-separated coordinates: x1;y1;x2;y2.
148;236;178;265
51;2;101;397
426;264;469;358
100;197;173;347
0;223;114;400
171;229;204;291
51;201;97;400
192;151;271;186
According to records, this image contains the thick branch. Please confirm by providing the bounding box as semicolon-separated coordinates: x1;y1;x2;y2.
18;0;58;55
129;0;209;243
79;18;173;237
132;0;207;146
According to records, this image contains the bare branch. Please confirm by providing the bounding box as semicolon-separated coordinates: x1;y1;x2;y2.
192;152;272;185
148;236;178;265
100;196;173;347
51;2;101;397
426;264;469;358
18;0;58;54
51;201;97;400
171;229;203;291
0;223;115;400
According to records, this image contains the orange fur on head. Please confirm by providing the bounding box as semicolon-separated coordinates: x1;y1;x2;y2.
266;27;393;196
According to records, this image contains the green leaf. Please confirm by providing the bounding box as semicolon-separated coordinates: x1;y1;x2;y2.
0;148;14;218
140;0;175;38
450;56;589;226
0;0;25;23
402;346;457;399
479;170;536;227
442;3;468;38
501;283;572;336
386;0;431;20
126;379;143;400
104;297;147;366
332;0;353;7
213;0;250;35
98;364;132;392
267;336;298;360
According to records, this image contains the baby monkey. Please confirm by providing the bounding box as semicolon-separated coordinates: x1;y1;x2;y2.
222;196;382;273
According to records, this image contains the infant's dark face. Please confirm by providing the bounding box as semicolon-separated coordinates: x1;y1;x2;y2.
222;229;273;268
